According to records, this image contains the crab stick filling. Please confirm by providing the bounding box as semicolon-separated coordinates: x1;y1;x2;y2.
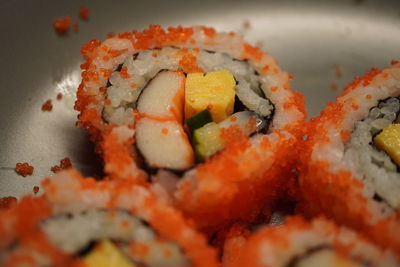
136;71;194;170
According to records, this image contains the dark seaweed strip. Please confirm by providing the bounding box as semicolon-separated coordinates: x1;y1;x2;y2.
75;241;96;257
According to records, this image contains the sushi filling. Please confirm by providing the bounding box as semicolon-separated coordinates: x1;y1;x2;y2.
40;209;190;267
287;247;364;267
103;47;274;170
344;97;400;209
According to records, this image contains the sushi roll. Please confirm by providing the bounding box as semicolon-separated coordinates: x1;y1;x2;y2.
75;25;305;230
226;216;398;267
0;169;218;267
299;62;400;254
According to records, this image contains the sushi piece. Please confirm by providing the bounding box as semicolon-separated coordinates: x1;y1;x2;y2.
0;169;218;267
299;62;400;254
75;25;306;230
226;216;398;267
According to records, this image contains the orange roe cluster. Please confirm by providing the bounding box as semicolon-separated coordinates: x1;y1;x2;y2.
15;162;34;177
242;43;263;62
132;25;194;50
178;50;203;73
79;6;90;20
51;157;72;173
342;67;382;93
0;196;17;209
53;16;71;34
119;66;132;79
41;99;53;111
33;186;40;194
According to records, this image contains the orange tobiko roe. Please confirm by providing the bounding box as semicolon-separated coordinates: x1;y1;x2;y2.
41;99;53;111
101;128;147;184
50;157;72;173
15;162;34;177
53;16;71;34
178;50;204;73
298;64;400;256
33;186;40;194
79;6;90;20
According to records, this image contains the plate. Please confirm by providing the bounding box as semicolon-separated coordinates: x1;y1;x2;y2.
1;0;400;197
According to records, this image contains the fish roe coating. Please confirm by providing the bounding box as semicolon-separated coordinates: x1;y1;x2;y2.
52;16;71;34
15;162;34;177
41;99;53;111
56;93;63;100
79;6;90;20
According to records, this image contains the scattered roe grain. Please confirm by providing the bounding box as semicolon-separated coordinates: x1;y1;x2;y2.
53;16;71;34
79;6;90;20
33;186;40;194
0;197;17;209
15;163;34;177
41;99;53;111
56;93;63;101
51;157;72;173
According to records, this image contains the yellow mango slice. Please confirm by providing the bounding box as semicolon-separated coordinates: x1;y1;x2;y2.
84;240;135;267
374;123;400;166
185;70;235;122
